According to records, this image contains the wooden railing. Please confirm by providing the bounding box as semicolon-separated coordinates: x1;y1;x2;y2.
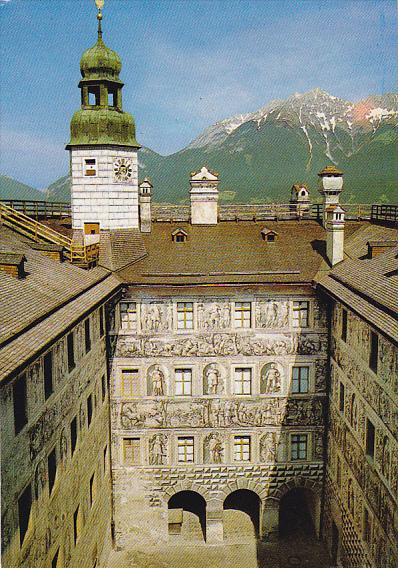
0;202;98;268
0;199;70;219
371;204;398;225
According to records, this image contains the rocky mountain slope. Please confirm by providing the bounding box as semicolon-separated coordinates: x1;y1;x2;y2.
0;175;45;201
38;90;398;203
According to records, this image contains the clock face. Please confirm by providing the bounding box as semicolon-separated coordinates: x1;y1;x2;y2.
113;157;133;182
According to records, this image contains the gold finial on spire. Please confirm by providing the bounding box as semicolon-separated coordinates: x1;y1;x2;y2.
94;0;104;38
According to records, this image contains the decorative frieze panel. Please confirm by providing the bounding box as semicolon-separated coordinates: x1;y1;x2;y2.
118;396;324;430
255;300;290;328
197;301;231;330
116;331;328;359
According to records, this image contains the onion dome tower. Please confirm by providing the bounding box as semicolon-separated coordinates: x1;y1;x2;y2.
66;0;140;234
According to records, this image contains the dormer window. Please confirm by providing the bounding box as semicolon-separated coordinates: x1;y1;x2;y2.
261;228;278;242
84;158;97;177
172;228;188;243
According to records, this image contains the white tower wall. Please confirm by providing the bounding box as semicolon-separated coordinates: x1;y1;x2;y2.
70;146;139;230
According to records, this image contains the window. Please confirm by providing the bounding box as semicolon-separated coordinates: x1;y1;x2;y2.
292;366;309;393
175;369;192;396
234;302;251;328
369;331;378;373
175;234;185;243
99;307;105;338
88;86;100;106
292;301;309;327
43;351;54;400
108;88;117;107
120;302;137;331
171;229;188;243
52;549;60;568
84;158;97;176
291;434;308;461
73;505;83;545
123;438;141;465
71;416;78;456
48;448;57;494
90;472;96;507
13;373;28;434
121;369;139;397
336;455;341;488
363;508;372;543
339;382;345;413
87;394;93;427
234;436;251;461
177;302;193;329
366;419;375;459
234;368;252;395
67;333;75;372
18;483;32;545
84;318;91;354
103;445;108;474
341;309;348;342
177;437;194;463
101;374;107;402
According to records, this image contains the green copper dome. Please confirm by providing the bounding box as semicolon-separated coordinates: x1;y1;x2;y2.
68;108;140;148
80;36;122;81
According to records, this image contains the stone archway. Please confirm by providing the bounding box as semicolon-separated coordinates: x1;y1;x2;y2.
223;489;261;539
168;490;207;541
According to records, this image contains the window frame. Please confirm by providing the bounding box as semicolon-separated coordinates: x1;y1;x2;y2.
365;418;375;460
234;367;252;395
67;332;75;373
292;300;309;328
341;308;348;342
176;302;194;330
122;437;141;465
177;437;194;463
71;416;78;456
234;301;252;329
291;366;310;394
369;331;378;373
121;368;140;397
13;373;28;435
84;318;91;354
43;351;54;400
120;301;138;331
175;368;193;396
291;433;308;461
233;436;251;462
339;381;345;413
83;157;97;177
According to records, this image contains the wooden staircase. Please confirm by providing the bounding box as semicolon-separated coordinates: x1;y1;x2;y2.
0;201;99;268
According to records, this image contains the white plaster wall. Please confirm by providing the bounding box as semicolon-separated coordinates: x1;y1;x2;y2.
70;147;139;230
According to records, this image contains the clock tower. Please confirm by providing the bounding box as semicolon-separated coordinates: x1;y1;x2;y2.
66;1;140;235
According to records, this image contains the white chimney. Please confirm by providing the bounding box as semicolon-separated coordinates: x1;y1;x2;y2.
139;177;153;233
318;165;344;227
325;204;345;266
189;166;219;225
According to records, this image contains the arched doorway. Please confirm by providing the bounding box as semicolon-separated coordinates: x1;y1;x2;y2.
168;490;207;541
223;489;261;539
279;487;319;538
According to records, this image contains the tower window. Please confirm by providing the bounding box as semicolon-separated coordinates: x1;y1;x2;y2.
108;88;117;107
88;86;100;106
84;158;97;177
13;373;28;435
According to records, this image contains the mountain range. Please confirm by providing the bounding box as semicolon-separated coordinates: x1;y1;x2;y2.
3;89;398;204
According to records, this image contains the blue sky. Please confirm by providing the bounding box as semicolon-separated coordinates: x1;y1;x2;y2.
0;0;396;189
